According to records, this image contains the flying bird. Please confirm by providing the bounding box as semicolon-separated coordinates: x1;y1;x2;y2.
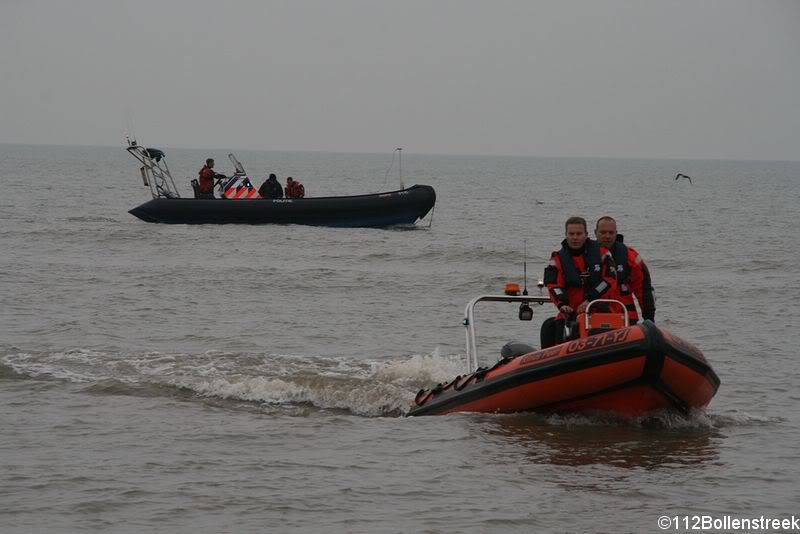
675;173;692;184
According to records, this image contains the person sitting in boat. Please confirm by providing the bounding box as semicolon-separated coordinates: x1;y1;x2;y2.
258;173;284;199
594;215;656;324
285;177;305;198
541;215;619;348
198;158;225;199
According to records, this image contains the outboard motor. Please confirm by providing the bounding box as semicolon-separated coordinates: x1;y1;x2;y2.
500;341;536;360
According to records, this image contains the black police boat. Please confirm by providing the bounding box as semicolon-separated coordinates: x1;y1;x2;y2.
125;139;436;228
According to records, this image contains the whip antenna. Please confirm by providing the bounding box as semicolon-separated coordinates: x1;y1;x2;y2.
523;240;528;296
517;239;534;321
397;147;405;190
381;148;405;191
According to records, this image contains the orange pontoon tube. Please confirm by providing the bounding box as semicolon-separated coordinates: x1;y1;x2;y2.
409;296;719;417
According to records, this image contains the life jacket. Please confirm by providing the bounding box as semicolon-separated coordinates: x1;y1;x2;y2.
286;181;305;198
558;239;603;293
198;165;215;193
609;238;630;294
607;235;656;323
607;239;637;320
545;239;617;319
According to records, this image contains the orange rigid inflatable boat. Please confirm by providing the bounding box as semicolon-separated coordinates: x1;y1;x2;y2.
408;292;720;417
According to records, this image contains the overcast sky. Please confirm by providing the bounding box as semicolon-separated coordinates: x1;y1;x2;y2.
1;1;798;160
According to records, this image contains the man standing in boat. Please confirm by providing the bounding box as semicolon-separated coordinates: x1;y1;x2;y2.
594;216;656;324
198;158;224;199
541;216;619;347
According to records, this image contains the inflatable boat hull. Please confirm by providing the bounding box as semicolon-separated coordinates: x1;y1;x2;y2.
409;321;719;417
129;184;436;227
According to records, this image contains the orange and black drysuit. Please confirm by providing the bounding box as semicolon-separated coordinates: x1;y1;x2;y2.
544;239;619;320
607;235;655;323
540;239;619;348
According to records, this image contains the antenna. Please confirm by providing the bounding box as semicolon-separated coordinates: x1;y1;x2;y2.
517;239;534;321
397;147;405;190
522;240;529;296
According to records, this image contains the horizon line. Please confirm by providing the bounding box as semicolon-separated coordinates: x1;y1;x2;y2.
1;140;797;164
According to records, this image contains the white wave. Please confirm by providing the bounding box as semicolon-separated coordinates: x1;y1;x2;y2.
539;408;762;430
706;410;783;427
640;410;718;429
176;376;308;403
0;347;470;417
6;347;768;423
370;348;466;384
173;374;413;417
165;348;471;416
2;350;115;383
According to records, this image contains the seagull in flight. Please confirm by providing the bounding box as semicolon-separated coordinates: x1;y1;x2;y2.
675;173;692;184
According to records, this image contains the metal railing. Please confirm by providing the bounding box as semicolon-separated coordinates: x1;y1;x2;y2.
126;138;180;199
463;294;550;373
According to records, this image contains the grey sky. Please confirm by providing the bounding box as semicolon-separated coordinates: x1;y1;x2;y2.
1;0;798;160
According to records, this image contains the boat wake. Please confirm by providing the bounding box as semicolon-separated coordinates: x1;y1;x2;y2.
0;348;758;426
0;347;464;417
539;410;736;430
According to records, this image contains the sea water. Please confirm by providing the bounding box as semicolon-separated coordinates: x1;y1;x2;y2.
1;144;798;533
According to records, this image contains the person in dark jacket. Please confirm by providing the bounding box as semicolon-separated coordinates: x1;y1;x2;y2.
258;174;284;199
594;216;655;324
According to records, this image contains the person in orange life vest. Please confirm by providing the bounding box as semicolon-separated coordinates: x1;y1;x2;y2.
285;177;305;198
594;216;655;324
541;216;618;347
198;158;225;199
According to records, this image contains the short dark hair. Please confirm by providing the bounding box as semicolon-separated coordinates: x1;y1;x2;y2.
206;158;214;165
595;215;616;231
565;216;587;232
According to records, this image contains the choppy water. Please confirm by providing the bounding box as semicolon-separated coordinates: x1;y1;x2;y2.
1;143;799;533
